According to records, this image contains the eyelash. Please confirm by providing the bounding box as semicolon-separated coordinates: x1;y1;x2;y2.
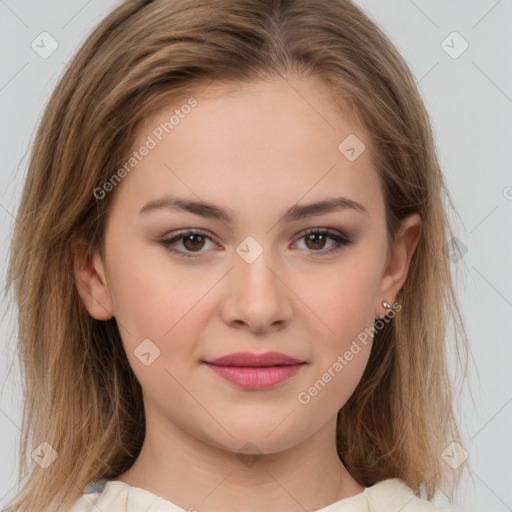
159;228;352;258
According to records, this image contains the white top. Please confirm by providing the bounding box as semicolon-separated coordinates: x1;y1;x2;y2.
69;477;460;511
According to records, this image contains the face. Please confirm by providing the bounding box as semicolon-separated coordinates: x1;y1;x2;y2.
76;76;420;455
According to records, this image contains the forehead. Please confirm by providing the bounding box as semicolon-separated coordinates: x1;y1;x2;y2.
112;77;383;221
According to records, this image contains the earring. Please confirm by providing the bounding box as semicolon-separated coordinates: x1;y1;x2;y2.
376;300;393;320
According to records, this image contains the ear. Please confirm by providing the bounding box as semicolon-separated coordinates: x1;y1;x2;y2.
73;237;114;321
376;213;422;318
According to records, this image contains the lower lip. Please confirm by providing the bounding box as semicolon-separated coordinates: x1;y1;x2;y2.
204;363;305;389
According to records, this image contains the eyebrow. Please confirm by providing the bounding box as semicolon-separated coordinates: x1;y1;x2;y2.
139;195;367;223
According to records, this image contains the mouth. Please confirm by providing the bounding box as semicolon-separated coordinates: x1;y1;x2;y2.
203;362;306;389
202;351;306;390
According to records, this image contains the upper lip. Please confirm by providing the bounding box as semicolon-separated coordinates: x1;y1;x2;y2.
204;351;304;367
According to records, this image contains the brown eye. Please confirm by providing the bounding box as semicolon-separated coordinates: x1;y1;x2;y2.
293;229;352;255
160;228;352;259
160;229;216;258
182;233;206;252
304;232;328;250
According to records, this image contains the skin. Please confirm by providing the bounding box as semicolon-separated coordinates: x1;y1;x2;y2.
74;76;421;512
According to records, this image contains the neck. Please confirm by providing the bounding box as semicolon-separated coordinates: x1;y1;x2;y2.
114;408;365;512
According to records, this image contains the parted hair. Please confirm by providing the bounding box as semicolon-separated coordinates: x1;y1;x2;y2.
4;0;469;510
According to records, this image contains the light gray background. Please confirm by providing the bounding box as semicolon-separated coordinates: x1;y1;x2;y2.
0;1;511;510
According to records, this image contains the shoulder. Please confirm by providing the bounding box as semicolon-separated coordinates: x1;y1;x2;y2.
68;477;462;512
67;479;127;512
67;478;185;512
364;478;461;512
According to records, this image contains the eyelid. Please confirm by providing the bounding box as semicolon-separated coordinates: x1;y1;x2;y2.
291;227;352;255
159;227;352;258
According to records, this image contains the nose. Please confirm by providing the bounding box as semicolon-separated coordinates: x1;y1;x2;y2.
220;247;293;334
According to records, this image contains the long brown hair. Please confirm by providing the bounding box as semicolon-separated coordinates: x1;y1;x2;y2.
4;0;470;510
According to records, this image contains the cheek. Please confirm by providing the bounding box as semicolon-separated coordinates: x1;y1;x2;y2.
106;243;216;369
109;239;200;323
293;252;381;341
108;255;212;403
291;254;379;405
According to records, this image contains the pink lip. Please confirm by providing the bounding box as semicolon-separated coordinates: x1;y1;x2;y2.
205;351;303;366
203;351;305;389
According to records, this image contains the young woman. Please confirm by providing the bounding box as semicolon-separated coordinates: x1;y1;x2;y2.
4;0;469;511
